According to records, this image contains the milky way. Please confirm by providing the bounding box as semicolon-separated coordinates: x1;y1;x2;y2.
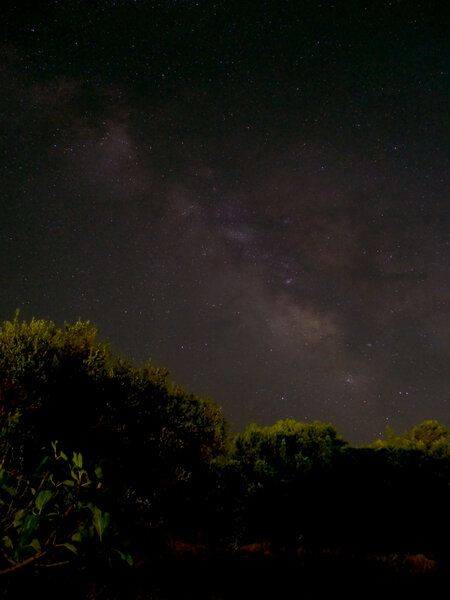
1;1;448;443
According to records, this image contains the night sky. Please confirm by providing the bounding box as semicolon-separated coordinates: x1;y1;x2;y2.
1;1;449;444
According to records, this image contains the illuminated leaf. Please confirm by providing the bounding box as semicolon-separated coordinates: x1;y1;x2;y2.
35;489;54;514
29;538;41;552
92;506;110;542
62;543;78;554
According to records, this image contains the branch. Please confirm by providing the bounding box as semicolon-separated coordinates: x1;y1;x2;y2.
39;559;70;568
0;550;47;575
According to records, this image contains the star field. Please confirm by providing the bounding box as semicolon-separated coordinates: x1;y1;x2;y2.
1;1;449;443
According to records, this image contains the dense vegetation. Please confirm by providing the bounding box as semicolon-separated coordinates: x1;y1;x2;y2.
0;315;448;598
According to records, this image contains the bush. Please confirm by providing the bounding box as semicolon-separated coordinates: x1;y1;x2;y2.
0;441;132;576
0;313;229;551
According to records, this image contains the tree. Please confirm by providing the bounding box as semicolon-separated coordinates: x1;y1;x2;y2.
372;420;450;455
0;313;229;550
228;419;348;551
0;313;111;469
368;420;450;554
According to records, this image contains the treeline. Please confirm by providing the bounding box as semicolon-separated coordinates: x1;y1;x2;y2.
0;315;448;596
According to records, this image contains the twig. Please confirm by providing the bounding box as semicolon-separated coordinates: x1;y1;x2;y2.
39;559;70;568
0;550;47;575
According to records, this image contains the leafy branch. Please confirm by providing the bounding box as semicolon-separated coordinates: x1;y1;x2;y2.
0;442;132;575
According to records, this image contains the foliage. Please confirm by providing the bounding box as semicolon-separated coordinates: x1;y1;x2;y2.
371;420;450;455
0;312;448;575
230;419;347;477
225;420;348;550
0;313;229;549
0;441;132;576
0;313;228;475
0;313;110;469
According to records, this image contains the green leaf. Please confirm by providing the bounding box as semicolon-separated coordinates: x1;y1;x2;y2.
19;514;40;544
72;452;83;469
51;441;67;461
35;455;49;472
1;484;17;497
29;538;41;552
35;489;54;514
71;532;83;543
69;469;90;488
13;509;27;528
92;506;110;542
79;470;90;486
2;536;13;550
113;548;134;566
62;543;78;554
61;479;75;487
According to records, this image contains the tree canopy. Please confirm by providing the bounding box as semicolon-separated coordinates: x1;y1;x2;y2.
372;421;450;454
0;313;229;544
0;314;448;596
0;312;227;464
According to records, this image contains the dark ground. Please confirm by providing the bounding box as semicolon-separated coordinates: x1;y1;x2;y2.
2;551;448;599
